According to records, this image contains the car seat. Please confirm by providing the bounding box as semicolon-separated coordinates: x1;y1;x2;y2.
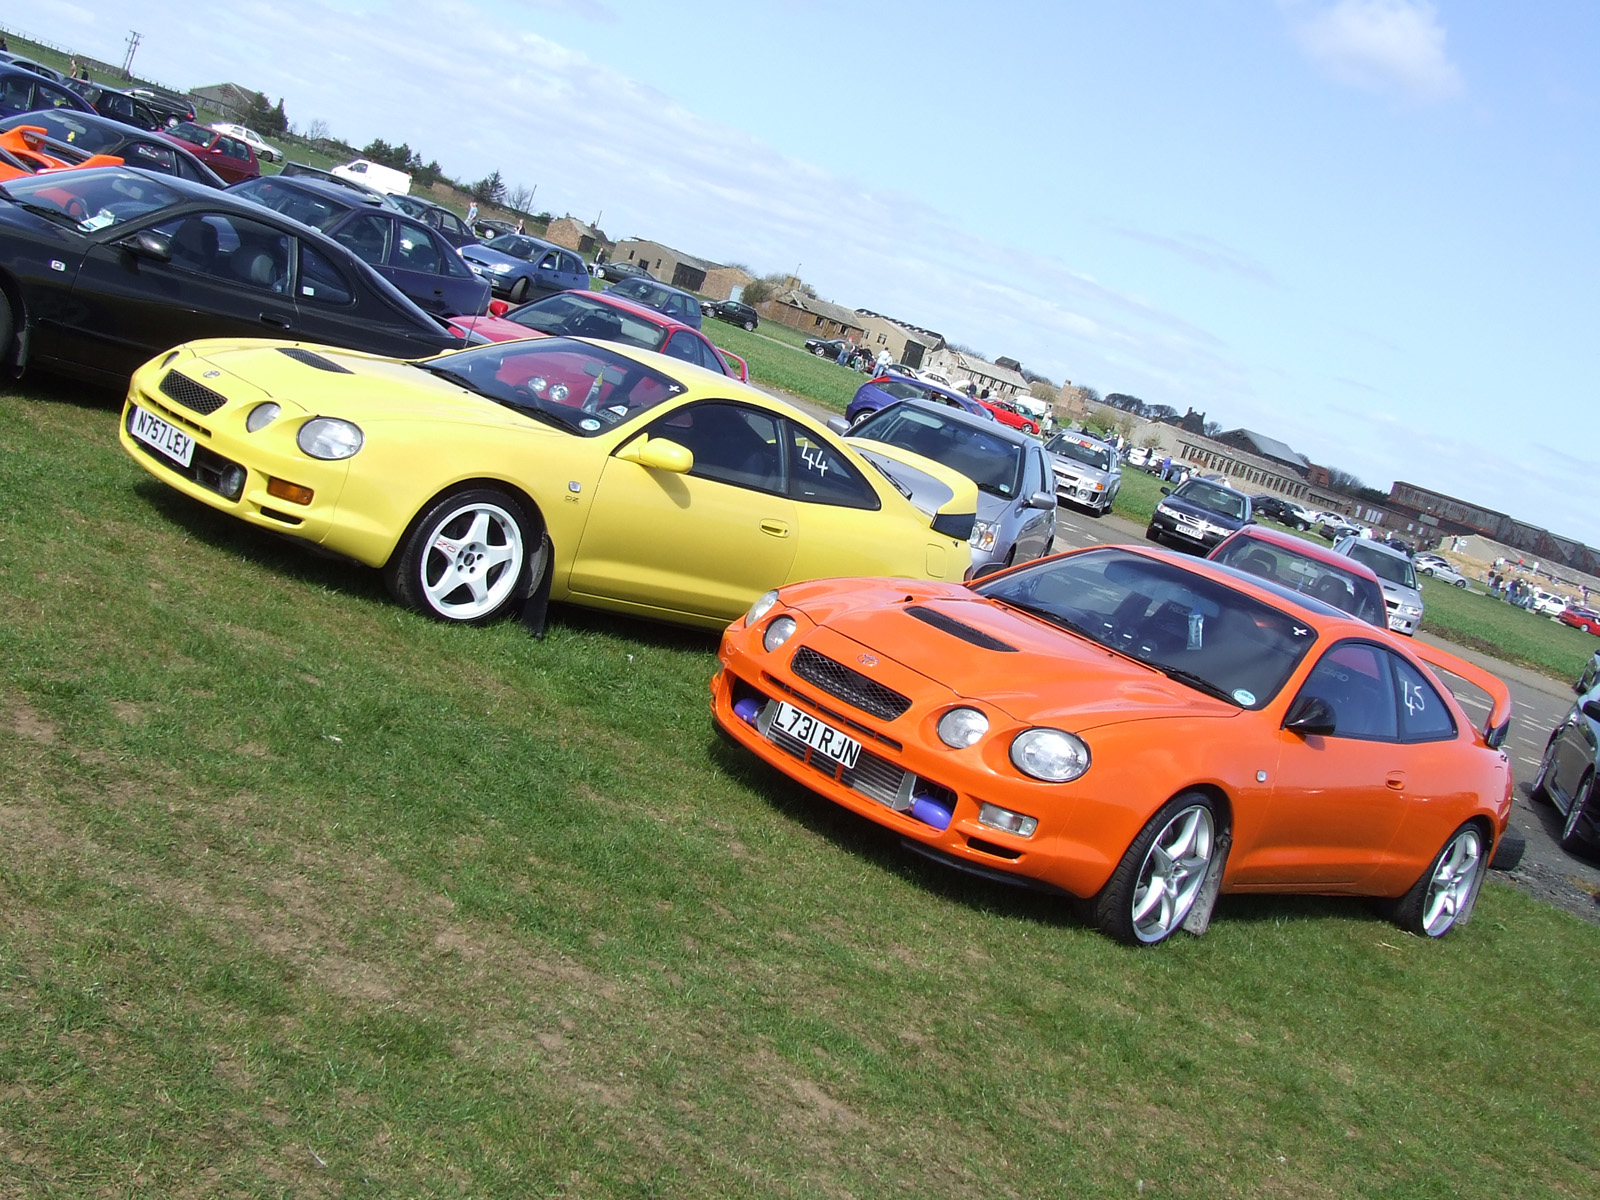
169;216;218;272
1238;549;1277;580
1312;574;1355;611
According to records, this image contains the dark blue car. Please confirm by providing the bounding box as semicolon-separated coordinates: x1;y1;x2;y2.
605;276;703;329
845;373;995;425
0;66;94;121
459;234;589;303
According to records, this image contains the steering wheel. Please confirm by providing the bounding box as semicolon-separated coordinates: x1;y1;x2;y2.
64;198;89;222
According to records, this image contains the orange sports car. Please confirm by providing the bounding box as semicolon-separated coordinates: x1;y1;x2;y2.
0;124;122;182
712;544;1516;946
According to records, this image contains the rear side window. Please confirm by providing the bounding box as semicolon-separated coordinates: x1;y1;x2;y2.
297;244;355;306
1296;641;1399;741
34;82;80;111
787;424;879;510
1391;655;1456;742
395;221;443;273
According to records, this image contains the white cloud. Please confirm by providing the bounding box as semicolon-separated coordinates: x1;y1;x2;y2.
1292;0;1464;102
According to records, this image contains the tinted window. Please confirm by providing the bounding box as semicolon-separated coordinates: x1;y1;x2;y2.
333;213;392;266
232;177;350;230
148;211;291;292
848;405;1023;499
645;402;786;492
1296;642;1399;740
561;252;583;275
877;380;924;401
168;122;213;147
394;221;442;272
1392;655;1456;742
123;140;178;173
662;331;701;365
787;425;879;509
3;169;180;231
6;109;117;150
694;337;728;375
34;83;80;111
297;244;355;306
0;76;34;113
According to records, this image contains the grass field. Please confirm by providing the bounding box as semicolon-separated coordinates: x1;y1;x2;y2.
699;323;862;412
3;381;1599;1198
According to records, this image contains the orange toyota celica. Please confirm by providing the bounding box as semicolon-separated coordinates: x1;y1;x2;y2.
0;125;123;182
712;544;1516;946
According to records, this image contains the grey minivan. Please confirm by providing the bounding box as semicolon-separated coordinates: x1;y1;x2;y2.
830;399;1056;576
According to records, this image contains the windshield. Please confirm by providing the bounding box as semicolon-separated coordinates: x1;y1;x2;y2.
168;122;213;146
230;177;350;231
849;405;1023;498
1211;536;1388;626
974;548;1318;708
0;168;180;232
419;339;686;436
1347;544;1418;589
1046;434;1113;472
503;293;668;352
1173;479;1247;520
485;234;541;259
2;110;119;152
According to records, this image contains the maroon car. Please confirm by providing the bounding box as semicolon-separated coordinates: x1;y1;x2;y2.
1560;606;1600;637
1208;523;1389;627
448;290;749;381
158;121;259;184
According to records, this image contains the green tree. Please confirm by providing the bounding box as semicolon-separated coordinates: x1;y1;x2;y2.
471;171;507;205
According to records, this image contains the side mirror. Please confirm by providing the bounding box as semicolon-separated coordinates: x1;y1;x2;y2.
1027;490;1056;510
825;416;849;435
1160;486;1171;496
615;436;692;474
118;229;171;261
1283;694;1336;737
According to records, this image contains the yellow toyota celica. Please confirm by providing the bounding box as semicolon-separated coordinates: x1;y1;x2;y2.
118;336;979;630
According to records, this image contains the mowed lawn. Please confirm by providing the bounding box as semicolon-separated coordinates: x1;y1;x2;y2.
3;382;1599;1199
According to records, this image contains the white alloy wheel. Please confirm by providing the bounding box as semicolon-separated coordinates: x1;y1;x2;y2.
1415;826;1484;936
417;499;525;620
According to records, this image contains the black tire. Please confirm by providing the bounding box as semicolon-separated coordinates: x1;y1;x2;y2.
1388;822;1487;938
742;319;755;331
1559;771;1595;853
509;276;530;303
1145;523;1162;544
0;290;14;368
1530;738;1559;803
812;346;827;357
383;488;536;625
1453;579;1467;588
1093;792;1218;946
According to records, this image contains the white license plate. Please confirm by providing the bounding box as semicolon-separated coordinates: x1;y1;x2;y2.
771;700;861;768
1387;614;1408;630
1176;522;1204;540
129;405;195;468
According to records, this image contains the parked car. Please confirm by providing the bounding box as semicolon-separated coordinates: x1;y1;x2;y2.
713;543;1515;945
593;259;650;283
1578;651;1600;694
278;160;386;201
0;65;94;120
1331;536;1424;636
1146;478;1253;553
473;217;518;241
75;85;164;132
1532;676;1600;853
0;111;226;186
1414;552;1449;573
0;53;74;88
1044;430;1121;516
1317;513;1362;540
230;175;489;318
706;299;759;331
330;158;410;195
159;121;259;184
0;122;126;181
1250;494;1313;530
120;336;979;631
446;289;749;381
126;87;195;126
605;276;704;329
459;234;588;304
386;192;478;248
1530;588;1572;617
845;373;993;424
977;395;1039;435
1560;606;1600;637
1417;559;1470;588
1208;524;1388;626
0;166;460;385
830;399;1056;576
210;123;282;163
804;336;852;359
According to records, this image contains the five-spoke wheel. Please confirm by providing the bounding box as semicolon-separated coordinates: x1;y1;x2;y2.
1095;793;1216;945
1391;823;1486;938
384;489;536;624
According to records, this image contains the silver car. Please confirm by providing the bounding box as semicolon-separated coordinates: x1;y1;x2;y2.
1333;536;1424;635
1043;430;1122;516
831;400;1057;576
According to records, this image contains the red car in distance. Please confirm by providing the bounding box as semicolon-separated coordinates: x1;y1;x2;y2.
1559;606;1600;636
158;121;259;184
448;289;749;382
978;395;1040;435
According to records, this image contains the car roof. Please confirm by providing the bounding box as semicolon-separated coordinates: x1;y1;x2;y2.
1211;524;1383;583
235;173;379;207
870;397;1038;447
1341;536;1410;561
874;372;974;404
475;233;563;254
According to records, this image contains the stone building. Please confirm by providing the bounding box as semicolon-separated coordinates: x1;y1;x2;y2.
758;290;864;340
921;348;1028;399
853;310;943;370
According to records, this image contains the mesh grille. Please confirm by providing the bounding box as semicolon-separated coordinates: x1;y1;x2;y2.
790;647;911;721
159;370;227;416
277;347;352;373
766;721;907;807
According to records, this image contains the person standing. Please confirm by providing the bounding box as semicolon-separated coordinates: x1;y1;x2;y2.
874;347;891;376
465;200;479;227
835;339;852;366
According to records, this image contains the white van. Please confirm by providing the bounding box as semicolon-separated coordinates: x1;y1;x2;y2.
330;159;411;195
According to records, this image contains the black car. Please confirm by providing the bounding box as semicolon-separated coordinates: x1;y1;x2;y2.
386;193;478;249
74;85;164;132
594;259;650;283
804;336;852;359
1534;675;1600;854
1250;493;1311;530
1145;477;1253;553
229;175;489;318
0;65;94;120
0;166;460;386
126;88;195;126
0;111;225;187
707;299;758;331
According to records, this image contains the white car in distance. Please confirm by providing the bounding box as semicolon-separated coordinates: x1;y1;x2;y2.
211;123;282;163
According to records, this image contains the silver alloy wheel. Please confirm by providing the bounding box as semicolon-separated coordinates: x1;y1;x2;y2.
1561;774;1592;845
419;500;525;620
1130;803;1214;943
1531;740;1558;801
1419;826;1484;936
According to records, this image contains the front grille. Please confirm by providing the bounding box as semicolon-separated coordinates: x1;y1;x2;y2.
159;370;228;416
277;347;351;373
126;408;242;495
790;647;911;720
766;721;910;808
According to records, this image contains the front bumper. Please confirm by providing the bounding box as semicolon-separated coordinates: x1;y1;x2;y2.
1148;507;1230;550
1384;602;1421;636
1053;469;1111;510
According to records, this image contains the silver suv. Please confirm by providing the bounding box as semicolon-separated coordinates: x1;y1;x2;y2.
1043;430;1121;516
1332;537;1424;635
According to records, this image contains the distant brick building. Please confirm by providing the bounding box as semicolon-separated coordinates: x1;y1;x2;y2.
544;217;608;256
758;290;864;340
853;310;943;370
921;348;1028;398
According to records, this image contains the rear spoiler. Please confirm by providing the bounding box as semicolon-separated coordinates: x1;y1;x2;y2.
1408;639;1513;749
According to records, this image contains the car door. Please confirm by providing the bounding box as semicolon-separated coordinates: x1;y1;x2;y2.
568;400;799;621
379;217;455;315
525;248;570;300
558;251;587;292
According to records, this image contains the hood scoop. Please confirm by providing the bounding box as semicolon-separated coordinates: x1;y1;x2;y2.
277;347;352;374
903;605;1018;652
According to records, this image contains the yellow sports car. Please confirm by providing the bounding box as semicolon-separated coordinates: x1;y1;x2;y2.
118;336;978;629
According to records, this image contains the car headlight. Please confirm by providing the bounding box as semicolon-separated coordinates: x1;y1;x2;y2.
746;590;780;627
1155;502;1175;517
297;417;363;460
970;521;997;552
763;615;797;653
1010;728;1090;782
1402;604;1423;617
937;707;989;748
245;402;280;432
489;261;513;274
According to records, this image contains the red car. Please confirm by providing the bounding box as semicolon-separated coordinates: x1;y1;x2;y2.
1559;606;1600;636
978;396;1039;435
449;290;749;382
1208;524;1389;627
158;121;259;184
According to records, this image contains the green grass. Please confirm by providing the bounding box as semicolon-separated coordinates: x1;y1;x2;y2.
744;320;811;350
699;323;862;411
1111;465;1168;525
1418;574;1598;681
2;382;1599;1197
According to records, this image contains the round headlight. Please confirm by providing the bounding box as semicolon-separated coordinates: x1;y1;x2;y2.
1010;728;1090;782
763;615;797;653
245;401;280;432
937;707;989;748
297;417;363;460
746;590;780;627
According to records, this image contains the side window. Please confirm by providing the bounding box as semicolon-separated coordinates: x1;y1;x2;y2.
695;337;728;375
538;251;560;271
561;252;583;276
662;331;700;365
36;83;80;110
0;76;32;113
394;221;442;273
333;214;392;267
1022;449;1046;496
296;244;355;306
439;244;472;278
125;141;177;174
642;402;785;493
786;423;880;510
1391;655;1456;743
147;212;291;293
1295;641;1398;741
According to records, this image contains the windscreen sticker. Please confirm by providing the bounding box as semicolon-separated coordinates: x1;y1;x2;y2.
579;418;601;431
1232;689;1256;706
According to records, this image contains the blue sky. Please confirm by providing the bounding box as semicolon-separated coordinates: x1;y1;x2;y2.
49;0;1600;543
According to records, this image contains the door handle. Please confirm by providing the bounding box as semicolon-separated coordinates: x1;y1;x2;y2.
759;520;790;538
1385;772;1406;791
258;313;291;329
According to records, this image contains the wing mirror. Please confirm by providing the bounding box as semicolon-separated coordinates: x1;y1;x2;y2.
1160;486;1171;496
1283;694;1336;736
615;436;692;473
1027;490;1056;510
825;416;849;435
118;229;171;261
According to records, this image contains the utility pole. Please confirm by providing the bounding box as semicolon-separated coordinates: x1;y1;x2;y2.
120;30;142;80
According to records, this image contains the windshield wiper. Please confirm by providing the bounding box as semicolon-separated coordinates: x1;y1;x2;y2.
1150;664;1242;706
866;457;912;499
991;597;1097;640
0;187;83;230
